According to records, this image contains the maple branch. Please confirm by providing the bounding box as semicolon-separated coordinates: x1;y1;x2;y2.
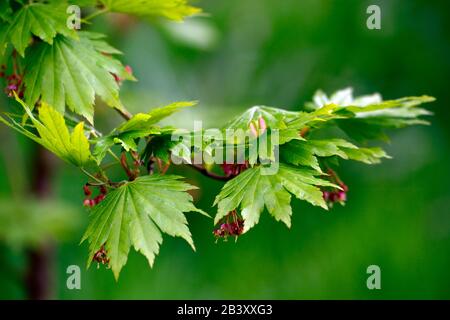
189;164;234;181
115;107;132;121
114;107;233;181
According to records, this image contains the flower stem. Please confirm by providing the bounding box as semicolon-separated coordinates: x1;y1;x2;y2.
83;8;109;22
80;168;105;185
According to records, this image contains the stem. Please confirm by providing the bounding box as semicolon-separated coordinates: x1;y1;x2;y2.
113;106;231;181
80;168;105;185
83;8;109;22
120;152;135;180
299;126;310;137
115;107;132;121
108;149;122;164
189;164;234;181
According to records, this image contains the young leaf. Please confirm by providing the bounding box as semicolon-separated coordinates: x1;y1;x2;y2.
226;105;300;131
340;147;390;164
2;97;93;167
117;101;197;132
93;102;196;161
23;33;134;123
281;138;390;169
305;89;434;143
213;165;337;232
337;97;434;143
99;0;201;21
81;175;207;279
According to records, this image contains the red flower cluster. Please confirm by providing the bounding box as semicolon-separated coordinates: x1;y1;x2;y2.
323;183;348;205
221;161;249;177
213;210;245;241
0;65;24;98
322;169;349;207
93;245;110;266
83;184;107;207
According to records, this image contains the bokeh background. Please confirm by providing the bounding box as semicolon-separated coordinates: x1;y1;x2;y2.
1;0;449;299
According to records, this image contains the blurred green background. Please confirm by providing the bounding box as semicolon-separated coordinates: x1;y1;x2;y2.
1;0;449;299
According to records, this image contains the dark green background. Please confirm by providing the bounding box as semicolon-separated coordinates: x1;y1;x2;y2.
1;0;449;299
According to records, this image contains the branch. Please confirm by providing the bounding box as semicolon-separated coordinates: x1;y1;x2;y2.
189;164;234;181
113;106;231;182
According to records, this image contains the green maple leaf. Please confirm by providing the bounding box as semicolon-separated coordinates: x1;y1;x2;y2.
213;164;337;232
226;106;300;131
81;175;208;279
281;138;390;169
23;32;134;123
0;97;93;167
306;89;435;143
0;2;77;56
118;101;197;132
93;101;195;162
99;0;201;21
339;96;434;142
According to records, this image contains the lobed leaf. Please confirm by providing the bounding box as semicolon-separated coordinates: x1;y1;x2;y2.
23;32;134;123
81;175;207;279
213;165;337;232
2;97;93;167
0;2;77;56
99;0;201;21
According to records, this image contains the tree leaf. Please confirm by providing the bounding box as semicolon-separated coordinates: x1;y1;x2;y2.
305;89;434;143
213;165;337;231
4;97;93;167
92;102;195;161
23;33;133;123
340;147;390;164
281;138;389;168
118;101;197;132
81;175;207;279
0;2;77;56
100;0;201;21
226;105;299;131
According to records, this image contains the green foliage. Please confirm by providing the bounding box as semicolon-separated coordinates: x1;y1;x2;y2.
214;165;338;231
280;139;390;171
0;2;76;56
0;0;436;280
81;175;206;279
307;88;435;142
226;106;299;131
93;101;196;161
1;98;93;167
23;32;134;123
99;0;201;21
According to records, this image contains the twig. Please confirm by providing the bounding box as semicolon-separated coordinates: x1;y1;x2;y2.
81;168;105;185
120;152;135;180
115;107;132;121
113;106;231;181
189;164;233;181
83;8;109;22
